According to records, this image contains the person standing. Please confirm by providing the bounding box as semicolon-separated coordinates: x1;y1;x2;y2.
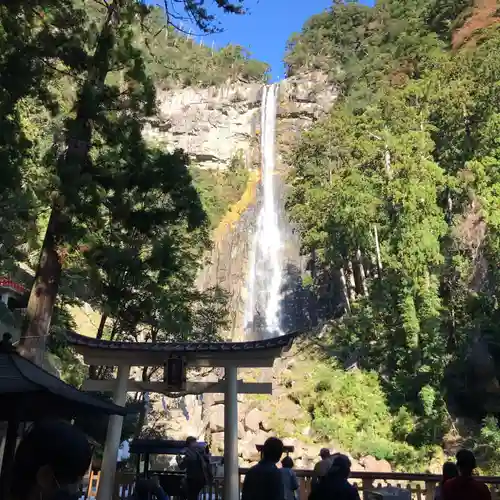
10;420;93;500
242;437;285;500
133;477;169;500
280;456;299;500
312;449;332;487
309;453;360;500
434;462;458;500
442;449;491;500
177;437;210;500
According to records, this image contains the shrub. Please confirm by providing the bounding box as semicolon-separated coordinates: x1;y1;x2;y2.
291;360;437;471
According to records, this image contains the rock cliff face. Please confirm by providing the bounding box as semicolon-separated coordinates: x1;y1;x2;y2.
143;71;339;463
143;83;262;170
143;71;336;173
148;72;338;339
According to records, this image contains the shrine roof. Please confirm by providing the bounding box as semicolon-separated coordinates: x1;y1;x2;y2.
0;334;126;420
0;278;27;295
66;330;301;368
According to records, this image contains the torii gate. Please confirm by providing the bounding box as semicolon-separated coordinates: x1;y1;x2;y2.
67;331;300;500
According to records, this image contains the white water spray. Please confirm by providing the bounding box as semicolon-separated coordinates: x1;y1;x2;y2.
244;84;283;338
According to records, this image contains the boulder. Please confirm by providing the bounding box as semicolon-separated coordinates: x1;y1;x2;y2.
350;457;364;472
207;405;225;432
253;430;272;446
283;437;298;449
203;392;225;406
240;442;261;462
244;408;264;432
281;421;299;437
304;444;323;460
360;455;392;473
240;431;265;463
301;457;316;470
278;398;306;422
238;421;246;439
377;459;392;473
210;432;224;454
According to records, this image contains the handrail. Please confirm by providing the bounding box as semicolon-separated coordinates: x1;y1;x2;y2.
84;467;500;500
240;468;500;483
240;468;500;500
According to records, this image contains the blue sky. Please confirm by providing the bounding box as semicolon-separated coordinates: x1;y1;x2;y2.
149;0;375;81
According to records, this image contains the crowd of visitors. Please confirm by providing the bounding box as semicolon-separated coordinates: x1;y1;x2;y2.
242;438;359;500
6;421;495;500
242;437;493;500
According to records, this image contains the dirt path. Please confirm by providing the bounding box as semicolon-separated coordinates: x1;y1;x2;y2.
452;0;500;49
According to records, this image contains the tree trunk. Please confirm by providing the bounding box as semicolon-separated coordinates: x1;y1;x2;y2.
355;249;367;296
373;224;383;278
339;267;351;314
384;145;392;178
20;208;63;365
20;2;121;359
346;260;356;302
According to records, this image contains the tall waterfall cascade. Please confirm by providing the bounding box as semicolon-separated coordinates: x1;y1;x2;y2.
244;84;284;339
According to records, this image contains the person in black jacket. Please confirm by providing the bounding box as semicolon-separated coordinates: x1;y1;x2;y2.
10;420;92;500
242;437;285;500
309;453;360;500
177;437;210;500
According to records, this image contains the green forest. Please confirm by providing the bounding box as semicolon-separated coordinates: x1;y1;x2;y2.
285;0;500;473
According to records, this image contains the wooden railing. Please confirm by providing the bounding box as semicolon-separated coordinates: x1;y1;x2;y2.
292;470;500;500
84;469;500;500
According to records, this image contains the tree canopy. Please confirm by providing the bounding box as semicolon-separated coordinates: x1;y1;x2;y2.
286;0;500;471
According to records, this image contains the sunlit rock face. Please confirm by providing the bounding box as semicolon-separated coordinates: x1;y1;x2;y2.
143;73;337;449
144;83;262;170
193;72;337;341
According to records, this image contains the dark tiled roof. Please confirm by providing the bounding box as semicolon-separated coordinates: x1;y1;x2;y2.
0;334;127;420
66;330;301;353
0;278;27;294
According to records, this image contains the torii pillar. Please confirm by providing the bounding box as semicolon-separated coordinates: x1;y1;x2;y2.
224;365;238;500
67;331;300;500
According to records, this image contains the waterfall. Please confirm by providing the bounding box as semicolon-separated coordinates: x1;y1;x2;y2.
244;84;283;339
